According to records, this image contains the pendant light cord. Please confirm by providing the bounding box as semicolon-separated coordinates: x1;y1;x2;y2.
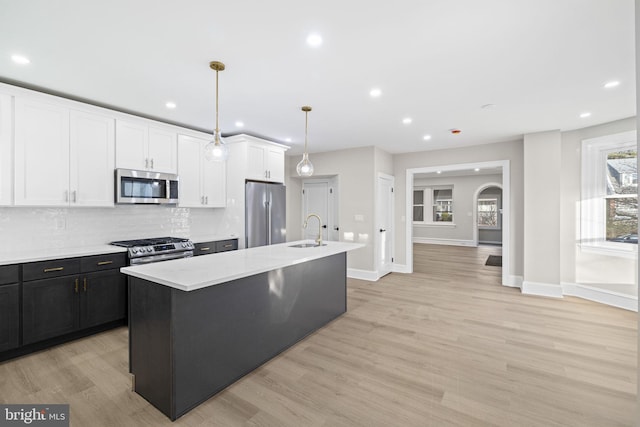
304;110;309;153
215;69;220;139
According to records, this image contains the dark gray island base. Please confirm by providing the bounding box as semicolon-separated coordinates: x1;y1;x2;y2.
128;252;347;421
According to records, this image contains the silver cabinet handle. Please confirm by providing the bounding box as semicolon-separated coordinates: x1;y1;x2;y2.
150;158;154;169
64;190;69;202
205;196;208;205
201;196;204;205
199;247;211;251
72;190;77;203
145;158;149;169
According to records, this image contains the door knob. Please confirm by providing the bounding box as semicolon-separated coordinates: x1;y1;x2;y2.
379;228;386;232
322;225;327;229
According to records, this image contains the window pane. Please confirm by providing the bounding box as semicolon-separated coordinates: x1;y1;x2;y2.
607;150;637;195
605;196;638;243
413;206;424;222
606;150;637;243
433;189;452;200
413;190;423;205
433;200;453;222
478;199;498;227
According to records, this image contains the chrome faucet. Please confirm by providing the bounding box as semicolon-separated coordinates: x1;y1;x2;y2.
303;213;323;246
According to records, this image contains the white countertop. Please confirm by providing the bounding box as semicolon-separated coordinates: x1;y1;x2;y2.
120;240;364;292
0;244;127;266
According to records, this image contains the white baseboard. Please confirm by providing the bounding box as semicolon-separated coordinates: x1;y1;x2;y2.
521;281;563;298
505;275;523;288
392;263;411;273
413;237;476;247
347;268;379;282
562;282;637;312
479;240;502;245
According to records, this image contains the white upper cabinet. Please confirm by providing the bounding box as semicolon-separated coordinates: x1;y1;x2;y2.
177;135;225;208
116;120;177;174
246;142;286;183
14;97;116;207
14;98;70;206
0;93;13;206
69;110;115;207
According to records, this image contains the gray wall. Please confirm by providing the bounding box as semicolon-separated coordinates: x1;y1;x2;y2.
286;147;376;271
412;174;502;244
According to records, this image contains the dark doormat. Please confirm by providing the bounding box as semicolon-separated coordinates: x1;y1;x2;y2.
485;255;502;267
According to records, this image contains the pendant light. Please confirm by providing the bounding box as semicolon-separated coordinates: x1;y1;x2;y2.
296;106;314;177
204;61;229;162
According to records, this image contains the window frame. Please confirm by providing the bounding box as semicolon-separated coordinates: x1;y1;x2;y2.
412;186;455;226
581;130;637;258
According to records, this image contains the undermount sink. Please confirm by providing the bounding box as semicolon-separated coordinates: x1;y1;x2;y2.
289;243;327;248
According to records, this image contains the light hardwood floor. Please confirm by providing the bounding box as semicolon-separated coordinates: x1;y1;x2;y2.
0;244;636;426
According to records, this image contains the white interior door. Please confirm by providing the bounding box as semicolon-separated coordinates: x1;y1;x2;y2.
302;181;329;241
377;174;394;277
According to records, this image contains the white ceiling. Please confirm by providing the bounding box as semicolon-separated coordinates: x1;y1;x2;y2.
0;0;635;156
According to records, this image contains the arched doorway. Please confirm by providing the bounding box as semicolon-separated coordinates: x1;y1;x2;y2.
473;183;503;247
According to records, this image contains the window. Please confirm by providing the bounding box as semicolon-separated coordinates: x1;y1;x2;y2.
413;186;454;224
582;131;637;256
478;198;499;228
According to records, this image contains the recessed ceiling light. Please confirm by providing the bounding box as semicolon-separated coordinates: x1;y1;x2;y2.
369;88;382;98
604;81;620;89
165;102;176;109
11;54;30;65
285;138;292;143
436;170;442;174
402;117;412;125
423;135;432;141
474;168;480;172
580;112;591;118
481;104;496;110
306;33;323;47
235;121;244;128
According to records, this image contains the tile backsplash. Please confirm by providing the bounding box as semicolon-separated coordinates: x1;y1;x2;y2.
0;206;231;251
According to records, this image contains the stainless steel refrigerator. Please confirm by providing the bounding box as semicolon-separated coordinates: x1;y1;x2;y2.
245;181;286;248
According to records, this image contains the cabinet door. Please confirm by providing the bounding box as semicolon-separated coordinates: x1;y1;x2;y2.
70;110;115;207
177;135;204;208
115;120;148;170
246;144;267;181
148;127;177;173
0;284;19;352
23;276;79;345
80;270;126;328
266;147;285;183
202;157;226;207
14;98;70;206
0;93;13;206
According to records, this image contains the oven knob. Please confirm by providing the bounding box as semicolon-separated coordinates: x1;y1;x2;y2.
147;247;153;252
131;248;137;254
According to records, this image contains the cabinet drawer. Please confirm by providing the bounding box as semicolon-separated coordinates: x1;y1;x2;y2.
215;239;238;252
80;253;126;273
0;264;19;285
23;258;80;281
194;242;216;256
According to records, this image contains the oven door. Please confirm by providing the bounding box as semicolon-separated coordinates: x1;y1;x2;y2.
129;251;193;265
115;169;179;204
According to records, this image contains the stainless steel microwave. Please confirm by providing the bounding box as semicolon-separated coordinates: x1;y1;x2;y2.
115;169;179;204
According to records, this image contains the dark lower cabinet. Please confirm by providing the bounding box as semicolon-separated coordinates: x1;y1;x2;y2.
23;276;80;345
0;283;19;352
1;252;128;360
194;238;238;256
81;269;126;328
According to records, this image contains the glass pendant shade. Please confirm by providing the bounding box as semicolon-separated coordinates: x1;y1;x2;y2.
296;152;314;177
297;105;314;177
204;130;228;162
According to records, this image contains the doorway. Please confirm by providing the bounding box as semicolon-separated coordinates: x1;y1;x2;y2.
377;174;394;278
302;177;339;242
474;184;503;246
405;160;511;287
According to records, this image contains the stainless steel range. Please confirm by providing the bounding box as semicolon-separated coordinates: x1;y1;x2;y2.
110;237;194;265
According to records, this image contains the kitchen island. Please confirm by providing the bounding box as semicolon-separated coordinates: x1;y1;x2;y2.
120;240;363;421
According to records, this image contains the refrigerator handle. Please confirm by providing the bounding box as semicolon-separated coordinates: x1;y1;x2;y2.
266;200;271;245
